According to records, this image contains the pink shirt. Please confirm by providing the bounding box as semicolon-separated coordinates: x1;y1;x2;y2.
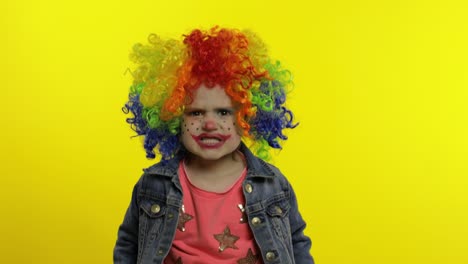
164;161;262;264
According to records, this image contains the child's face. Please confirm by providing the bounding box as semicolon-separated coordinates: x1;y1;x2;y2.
181;84;241;162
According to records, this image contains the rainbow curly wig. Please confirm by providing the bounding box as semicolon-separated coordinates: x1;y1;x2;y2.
123;26;298;160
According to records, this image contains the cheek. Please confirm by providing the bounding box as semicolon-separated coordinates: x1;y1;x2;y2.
182;118;202;135
220;117;240;134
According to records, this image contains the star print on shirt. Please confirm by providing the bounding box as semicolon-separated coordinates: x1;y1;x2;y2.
177;205;193;232
238;204;247;224
237;248;259;264
213;226;240;252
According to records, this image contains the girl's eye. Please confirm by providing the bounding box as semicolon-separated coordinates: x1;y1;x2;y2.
218;109;232;116
189;111;202;116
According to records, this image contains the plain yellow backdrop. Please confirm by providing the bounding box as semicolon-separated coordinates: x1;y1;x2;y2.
2;0;467;263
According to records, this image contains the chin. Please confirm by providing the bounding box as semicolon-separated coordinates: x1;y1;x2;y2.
186;147;236;161
193;151;231;161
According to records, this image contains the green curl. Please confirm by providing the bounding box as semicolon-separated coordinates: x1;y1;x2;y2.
251;91;273;111
165;117;181;135
130;83;145;95
142;107;162;129
253;139;271;161
142;104;180;135
264;61;293;87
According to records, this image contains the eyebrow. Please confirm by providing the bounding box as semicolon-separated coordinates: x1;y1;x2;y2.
184;106;235;112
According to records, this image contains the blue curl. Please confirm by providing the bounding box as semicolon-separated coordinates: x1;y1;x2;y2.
251;81;298;149
123;93;181;160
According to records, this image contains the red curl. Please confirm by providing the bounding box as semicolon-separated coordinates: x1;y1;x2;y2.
162;26;268;138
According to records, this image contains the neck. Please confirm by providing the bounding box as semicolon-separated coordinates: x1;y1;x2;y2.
185;151;243;173
183;151;246;192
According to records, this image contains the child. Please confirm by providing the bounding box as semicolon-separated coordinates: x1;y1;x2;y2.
114;26;314;264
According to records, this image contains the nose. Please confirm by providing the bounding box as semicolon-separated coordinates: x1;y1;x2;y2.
202;116;218;131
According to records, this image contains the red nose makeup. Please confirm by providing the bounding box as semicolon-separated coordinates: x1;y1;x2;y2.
203;120;217;130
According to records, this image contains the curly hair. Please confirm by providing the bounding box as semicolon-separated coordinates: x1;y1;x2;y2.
123;26;298;160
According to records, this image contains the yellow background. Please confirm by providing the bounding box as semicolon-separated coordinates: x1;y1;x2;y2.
2;0;467;263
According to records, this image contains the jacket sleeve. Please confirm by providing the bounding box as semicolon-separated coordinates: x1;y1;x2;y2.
114;180;141;264
288;182;315;263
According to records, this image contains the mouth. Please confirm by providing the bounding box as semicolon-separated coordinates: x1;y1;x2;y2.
191;133;231;149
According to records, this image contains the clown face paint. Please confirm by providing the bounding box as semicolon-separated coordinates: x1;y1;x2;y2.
180;84;241;162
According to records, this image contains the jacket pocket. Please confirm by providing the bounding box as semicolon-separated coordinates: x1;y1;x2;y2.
266;197;290;218
138;198;167;263
140;199;167;218
265;196;292;243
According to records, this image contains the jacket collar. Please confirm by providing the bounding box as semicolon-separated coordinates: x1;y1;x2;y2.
143;142;277;179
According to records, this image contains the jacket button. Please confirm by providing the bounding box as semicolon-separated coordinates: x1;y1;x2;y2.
265;251;276;261
251;217;261;226
157;249;164;256
245;183;253;193
275;206;283;214
151;204;161;214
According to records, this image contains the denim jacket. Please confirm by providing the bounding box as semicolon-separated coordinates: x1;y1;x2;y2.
114;143;314;264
